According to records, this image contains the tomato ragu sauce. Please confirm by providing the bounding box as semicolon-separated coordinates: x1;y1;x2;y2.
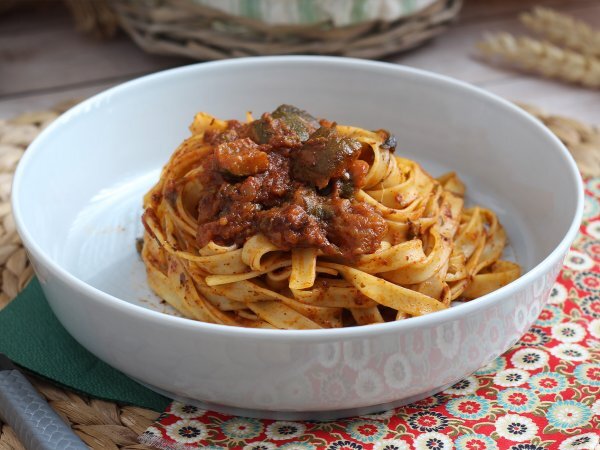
186;105;390;260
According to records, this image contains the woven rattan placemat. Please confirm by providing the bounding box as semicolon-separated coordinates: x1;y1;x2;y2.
0;102;598;450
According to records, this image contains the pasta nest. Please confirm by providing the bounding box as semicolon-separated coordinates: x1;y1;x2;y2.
142;112;520;329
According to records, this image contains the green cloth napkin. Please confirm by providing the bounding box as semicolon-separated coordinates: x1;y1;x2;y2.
0;278;170;412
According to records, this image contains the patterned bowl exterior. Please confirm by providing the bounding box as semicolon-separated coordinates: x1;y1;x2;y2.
28;251;564;419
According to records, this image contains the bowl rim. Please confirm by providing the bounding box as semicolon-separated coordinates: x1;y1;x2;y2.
12;55;584;340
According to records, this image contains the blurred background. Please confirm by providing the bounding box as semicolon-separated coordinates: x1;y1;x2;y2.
0;0;598;124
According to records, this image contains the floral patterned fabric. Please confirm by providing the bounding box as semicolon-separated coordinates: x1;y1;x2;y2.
140;178;600;450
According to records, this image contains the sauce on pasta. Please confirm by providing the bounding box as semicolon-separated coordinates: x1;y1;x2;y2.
141;105;520;329
192;105;387;259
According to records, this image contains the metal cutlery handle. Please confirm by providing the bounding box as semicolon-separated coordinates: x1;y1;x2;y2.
0;369;88;450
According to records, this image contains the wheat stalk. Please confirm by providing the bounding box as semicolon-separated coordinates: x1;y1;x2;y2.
520;7;600;58
477;32;600;89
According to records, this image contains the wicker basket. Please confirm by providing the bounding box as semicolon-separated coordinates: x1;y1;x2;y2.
111;0;462;60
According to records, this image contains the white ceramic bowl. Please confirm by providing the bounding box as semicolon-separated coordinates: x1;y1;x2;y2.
12;57;583;419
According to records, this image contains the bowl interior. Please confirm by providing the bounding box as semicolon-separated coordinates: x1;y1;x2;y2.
14;58;579;314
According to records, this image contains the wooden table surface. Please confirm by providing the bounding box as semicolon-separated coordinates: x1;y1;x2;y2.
0;0;599;124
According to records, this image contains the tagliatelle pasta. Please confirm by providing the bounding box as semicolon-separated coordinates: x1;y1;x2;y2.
141;105;520;329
